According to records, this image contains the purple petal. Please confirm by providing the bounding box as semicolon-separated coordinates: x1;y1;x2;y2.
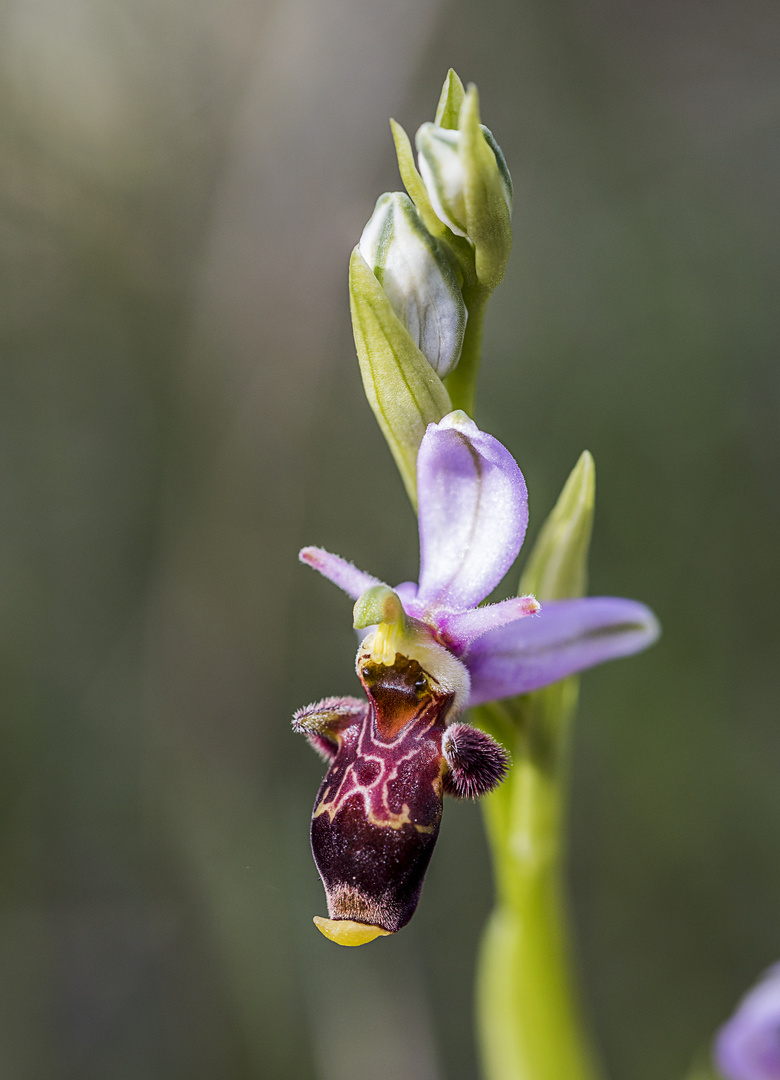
437;596;540;654
715;964;780;1080
465;596;659;706
299;546;382;600
415;413;528;615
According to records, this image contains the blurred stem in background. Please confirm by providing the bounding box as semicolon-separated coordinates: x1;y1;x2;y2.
474;451;603;1080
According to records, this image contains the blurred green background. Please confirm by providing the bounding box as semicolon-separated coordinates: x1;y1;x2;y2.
1;0;778;1076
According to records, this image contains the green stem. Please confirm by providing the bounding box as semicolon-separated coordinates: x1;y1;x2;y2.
474;685;604;1080
444;284;489;415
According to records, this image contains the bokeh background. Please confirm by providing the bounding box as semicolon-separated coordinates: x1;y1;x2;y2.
2;0;779;1076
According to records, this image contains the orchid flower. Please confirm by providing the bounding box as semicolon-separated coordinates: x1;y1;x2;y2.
294;411;658;946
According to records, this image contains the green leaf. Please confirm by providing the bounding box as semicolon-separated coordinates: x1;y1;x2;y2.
349;248;452;505
520;451;595;602
434;68;465;129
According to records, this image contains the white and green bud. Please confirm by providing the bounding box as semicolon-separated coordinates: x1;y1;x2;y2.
416;125;469;237
358;193;467;379
415;85;513;292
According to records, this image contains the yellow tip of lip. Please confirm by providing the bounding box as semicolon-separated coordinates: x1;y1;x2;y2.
313;917;392;946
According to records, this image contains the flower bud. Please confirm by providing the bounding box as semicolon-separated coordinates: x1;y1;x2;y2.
415;85;512;291
358;192;467;378
415;125;469;237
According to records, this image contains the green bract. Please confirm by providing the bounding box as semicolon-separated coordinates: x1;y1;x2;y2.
349;248;451;506
520;450;595;602
358;192;467;378
434;67;465;129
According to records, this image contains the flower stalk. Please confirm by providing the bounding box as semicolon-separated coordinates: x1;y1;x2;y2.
295;66;659;1080
444;282;489;415
473;451;604;1080
476;687;601;1080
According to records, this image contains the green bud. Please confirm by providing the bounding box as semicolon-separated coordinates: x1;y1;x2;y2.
416;85;512;292
349;247;452;506
358;192;467;378
519;451;595;602
390;118;476;295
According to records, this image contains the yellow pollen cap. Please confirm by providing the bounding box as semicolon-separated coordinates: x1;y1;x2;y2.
313;916;392;946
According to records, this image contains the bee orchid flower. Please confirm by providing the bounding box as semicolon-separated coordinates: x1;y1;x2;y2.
294;411;658;945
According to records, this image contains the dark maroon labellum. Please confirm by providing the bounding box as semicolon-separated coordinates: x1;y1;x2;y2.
311;655;453;933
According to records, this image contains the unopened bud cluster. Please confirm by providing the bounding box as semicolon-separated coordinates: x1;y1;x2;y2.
349;69;513;502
